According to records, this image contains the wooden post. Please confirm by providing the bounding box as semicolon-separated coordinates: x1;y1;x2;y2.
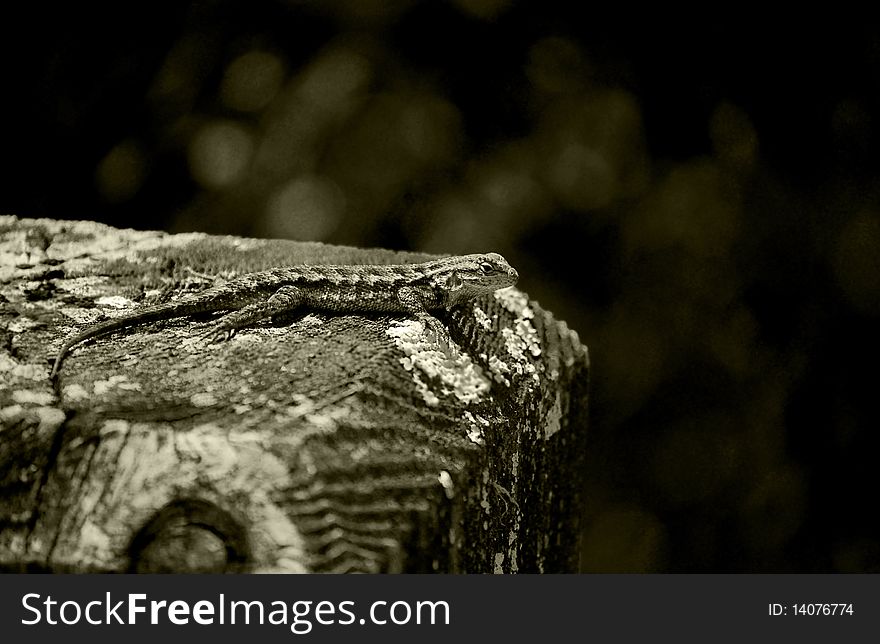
0;216;589;573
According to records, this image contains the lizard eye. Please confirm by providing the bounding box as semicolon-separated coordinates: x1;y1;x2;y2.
480;262;494;273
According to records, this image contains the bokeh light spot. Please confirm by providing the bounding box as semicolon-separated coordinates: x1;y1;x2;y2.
710;102;758;171
549;143;617;210
623;161;740;259
527;36;591;95
188;120;254;189
451;0;512;20
95;139;147;204
264;174;346;241
740;464;806;552
221;50;285;112
299;48;372;110
538;90;646;212
833;211;880;314
399;97;461;163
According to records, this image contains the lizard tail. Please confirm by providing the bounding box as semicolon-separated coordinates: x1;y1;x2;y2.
51;318;126;380
50;302;213;380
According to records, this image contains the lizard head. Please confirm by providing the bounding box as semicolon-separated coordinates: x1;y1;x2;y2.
436;252;519;307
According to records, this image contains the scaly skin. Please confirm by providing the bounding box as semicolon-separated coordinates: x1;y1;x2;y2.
51;252;519;379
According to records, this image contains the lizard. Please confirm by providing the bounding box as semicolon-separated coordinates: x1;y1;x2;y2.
50;252;519;380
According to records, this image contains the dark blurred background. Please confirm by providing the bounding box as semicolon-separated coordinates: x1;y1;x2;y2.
4;3;879;572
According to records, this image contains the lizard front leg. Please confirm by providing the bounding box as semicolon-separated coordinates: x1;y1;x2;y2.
397;286;449;347
204;285;304;342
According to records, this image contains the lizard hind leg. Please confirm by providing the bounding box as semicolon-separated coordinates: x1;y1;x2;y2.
202;285;304;343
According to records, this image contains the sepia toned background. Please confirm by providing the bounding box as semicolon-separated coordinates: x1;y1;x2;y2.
4;3;878;572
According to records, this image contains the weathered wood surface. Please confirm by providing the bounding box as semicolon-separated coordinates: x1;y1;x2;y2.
0;216;589;573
